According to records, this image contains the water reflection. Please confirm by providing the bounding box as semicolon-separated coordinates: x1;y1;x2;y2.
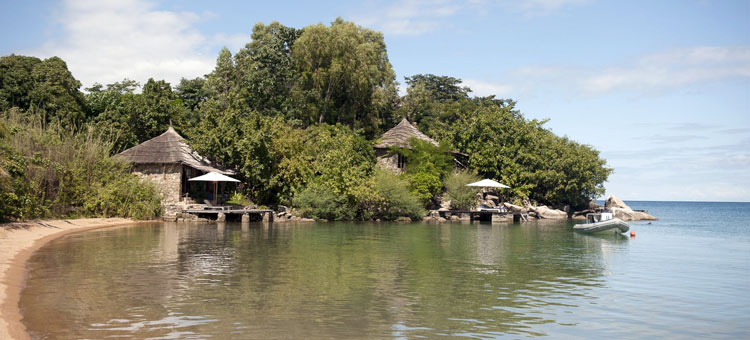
21;221;623;339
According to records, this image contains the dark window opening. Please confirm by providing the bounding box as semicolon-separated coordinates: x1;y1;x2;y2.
397;154;406;169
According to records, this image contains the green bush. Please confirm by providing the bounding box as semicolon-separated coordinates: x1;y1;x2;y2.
225;192;253;207
407;172;442;207
371;170;425;221
0;113;162;221
293;184;355;221
84;175;162;219
444;170;480;210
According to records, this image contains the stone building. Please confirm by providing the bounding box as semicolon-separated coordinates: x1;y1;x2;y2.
374;118;441;174
115;126;234;211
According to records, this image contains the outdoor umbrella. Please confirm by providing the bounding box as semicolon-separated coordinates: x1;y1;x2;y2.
466;179;510;188
188;172;240;205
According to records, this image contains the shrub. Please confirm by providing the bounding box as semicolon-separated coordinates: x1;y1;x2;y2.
293;184;355;221
0;112;163;221
407;172;442;207
444;170;480;210
84;175;162;220
371;170;425;221
226;191;253;207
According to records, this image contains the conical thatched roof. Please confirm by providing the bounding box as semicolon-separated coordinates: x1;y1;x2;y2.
375;118;439;149
116;126;234;175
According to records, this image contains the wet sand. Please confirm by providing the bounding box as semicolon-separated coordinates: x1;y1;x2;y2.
0;218;153;340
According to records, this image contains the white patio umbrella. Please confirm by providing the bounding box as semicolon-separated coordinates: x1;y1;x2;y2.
466;179;510;188
188;172;240;205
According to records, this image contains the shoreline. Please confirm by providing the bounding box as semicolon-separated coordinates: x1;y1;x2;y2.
0;218;155;340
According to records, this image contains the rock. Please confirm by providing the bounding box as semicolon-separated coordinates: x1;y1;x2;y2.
611;207;658;221
216;213;226;222
450;215;460;221
430;210;440;218
299;218;315;222
530;205;567;219
422;217;434;222
588;201;602;209
503;203;524;213
605;194;631;210
571;215;586;220
440;199;451;210
438;207;449;212
605;194;658;221
278;205;289;213
396;216;412;222
262;212;271;222
163;214;177;222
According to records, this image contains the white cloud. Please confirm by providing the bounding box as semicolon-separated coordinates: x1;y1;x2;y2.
511;46;750;96
515;0;590;13
354;0;461;36
581;47;750;94
462;78;513;97
354;0;587;36
29;0;241;89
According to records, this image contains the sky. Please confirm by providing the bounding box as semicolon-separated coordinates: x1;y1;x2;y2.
1;0;748;202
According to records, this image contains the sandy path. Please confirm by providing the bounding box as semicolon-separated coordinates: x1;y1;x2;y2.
0;218;153;340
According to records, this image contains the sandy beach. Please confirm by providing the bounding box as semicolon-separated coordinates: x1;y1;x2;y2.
0;218;151;340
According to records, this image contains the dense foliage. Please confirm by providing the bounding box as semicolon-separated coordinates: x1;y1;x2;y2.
0;18;612;221
444;170;481;210
0;113;161;221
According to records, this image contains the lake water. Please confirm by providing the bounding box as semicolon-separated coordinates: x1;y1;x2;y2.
19;202;750;339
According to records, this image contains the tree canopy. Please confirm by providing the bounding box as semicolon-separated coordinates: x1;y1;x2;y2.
1;18;613;220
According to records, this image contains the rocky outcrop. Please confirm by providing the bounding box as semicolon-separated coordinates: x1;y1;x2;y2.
527;205;567;219
604;194;657;221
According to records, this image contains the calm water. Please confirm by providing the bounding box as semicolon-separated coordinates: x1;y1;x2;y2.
20;202;750;339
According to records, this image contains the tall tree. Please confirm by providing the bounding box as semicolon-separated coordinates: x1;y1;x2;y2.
290;18;398;137
0;55;86;128
234;22;301;116
0;55;41;111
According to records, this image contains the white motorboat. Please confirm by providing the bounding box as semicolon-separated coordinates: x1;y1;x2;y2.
574;209;630;234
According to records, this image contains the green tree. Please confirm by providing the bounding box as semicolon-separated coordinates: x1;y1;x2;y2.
290;18;398;137
0;55;86;128
0;54;41;111
234;22;301;116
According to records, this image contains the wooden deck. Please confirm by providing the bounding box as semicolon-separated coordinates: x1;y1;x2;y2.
442;210;528;222
182;208;275;222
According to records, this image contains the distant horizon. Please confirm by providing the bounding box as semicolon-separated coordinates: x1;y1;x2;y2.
1;0;748;201
597;198;750;204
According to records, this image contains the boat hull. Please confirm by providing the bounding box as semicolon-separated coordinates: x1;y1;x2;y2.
574;218;630;234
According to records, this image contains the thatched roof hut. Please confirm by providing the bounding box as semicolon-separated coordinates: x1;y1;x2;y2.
116;126;235;209
375;118;438;150
116;126;233;175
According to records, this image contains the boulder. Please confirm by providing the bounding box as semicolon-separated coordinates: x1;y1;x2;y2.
503;202;524;213
529;205;567;219
611;207;658;221
605;194;658;221
396;216;412;222
604;194;631;210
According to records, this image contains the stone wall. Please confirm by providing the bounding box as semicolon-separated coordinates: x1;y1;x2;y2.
375;149;403;174
132;164;182;214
